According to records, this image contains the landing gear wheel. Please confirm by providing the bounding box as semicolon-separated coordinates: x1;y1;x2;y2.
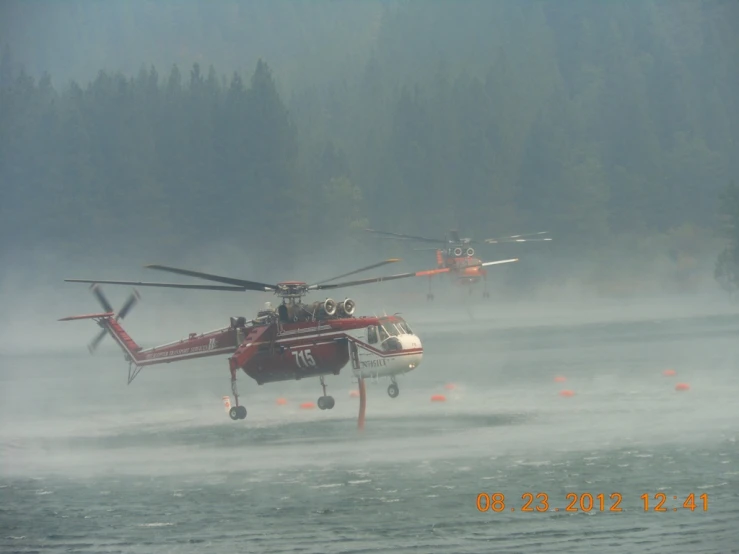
388;383;400;398
317;396;335;410
229;405;247;420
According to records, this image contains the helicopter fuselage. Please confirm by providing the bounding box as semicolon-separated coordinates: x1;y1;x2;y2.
436;249;487;285
98;308;423;386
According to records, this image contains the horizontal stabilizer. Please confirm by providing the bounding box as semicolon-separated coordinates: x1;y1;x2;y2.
59;311;115;321
481;258;519;267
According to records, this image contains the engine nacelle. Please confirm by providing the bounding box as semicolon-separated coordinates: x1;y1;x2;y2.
453;247;463;257
338;298;356;316
323;298;337;316
466;247;475;257
306;298;337;319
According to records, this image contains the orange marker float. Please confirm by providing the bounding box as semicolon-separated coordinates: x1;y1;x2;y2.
559;390;575;397
349;390;360;398
663;369;676;377
554;376;566;383
444;383;457;390
276;397;288;405
675;383;690;391
431;394;446;402
300;402;316;409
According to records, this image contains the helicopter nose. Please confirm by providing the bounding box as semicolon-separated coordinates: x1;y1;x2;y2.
403;334;423;370
405;333;422;351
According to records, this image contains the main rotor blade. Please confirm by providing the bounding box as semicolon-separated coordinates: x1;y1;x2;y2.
311;258;402;286
145;265;277;291
364;228;446;244
90;284;114;313
66;279;247;291
509;231;551;239
484;231;552;244
311;267;449;290
481;258;519;267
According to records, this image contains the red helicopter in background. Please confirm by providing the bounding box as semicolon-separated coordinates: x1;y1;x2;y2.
60;259;429;421
365;228;551;300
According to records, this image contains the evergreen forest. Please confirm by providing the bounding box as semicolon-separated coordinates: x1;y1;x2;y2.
1;0;738;295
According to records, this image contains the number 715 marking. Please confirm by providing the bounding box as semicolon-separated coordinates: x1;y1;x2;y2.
292;348;316;368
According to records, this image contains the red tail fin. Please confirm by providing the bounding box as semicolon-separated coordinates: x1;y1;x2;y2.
58;286;141;357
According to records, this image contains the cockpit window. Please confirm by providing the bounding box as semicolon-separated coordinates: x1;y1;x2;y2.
398;321;413;335
377;317;413;336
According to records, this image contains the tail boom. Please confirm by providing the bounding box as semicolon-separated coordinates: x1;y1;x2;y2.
109;322;240;367
61;311;239;367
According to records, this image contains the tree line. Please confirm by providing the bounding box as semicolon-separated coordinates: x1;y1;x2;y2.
2;0;737;292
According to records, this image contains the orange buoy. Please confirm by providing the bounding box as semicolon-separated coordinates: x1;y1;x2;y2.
559;389;575;397
300;402;316;409
663;369;676;377
554;376;567;383
349;390;360;398
444;383;456;390
276;397;288;405
675;383;690;391
431;394;446;402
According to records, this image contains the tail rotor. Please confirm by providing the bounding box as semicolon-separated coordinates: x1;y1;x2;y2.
87;285;140;354
88;328;108;354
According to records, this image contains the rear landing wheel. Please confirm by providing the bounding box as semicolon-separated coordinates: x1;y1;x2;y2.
388;383;399;398
229;405;247;420
317;395;335;410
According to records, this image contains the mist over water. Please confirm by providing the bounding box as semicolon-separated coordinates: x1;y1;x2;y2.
2;282;738;551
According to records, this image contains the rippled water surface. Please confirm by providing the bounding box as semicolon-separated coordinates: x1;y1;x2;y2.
2;298;738;553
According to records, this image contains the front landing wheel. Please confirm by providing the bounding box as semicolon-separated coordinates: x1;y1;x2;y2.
387;383;399;398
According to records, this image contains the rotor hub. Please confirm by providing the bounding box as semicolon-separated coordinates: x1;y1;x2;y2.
275;282;309;300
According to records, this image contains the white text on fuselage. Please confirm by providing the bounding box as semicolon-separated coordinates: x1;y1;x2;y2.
144;338;217;360
360;359;387;368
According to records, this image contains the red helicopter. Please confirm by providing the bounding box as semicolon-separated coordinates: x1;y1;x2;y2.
365;228;551;300
60;259;429;421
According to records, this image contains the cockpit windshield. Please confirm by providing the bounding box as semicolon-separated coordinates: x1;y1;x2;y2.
378;316;413;337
